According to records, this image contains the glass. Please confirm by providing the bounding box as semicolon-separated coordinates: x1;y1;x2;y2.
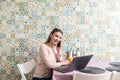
68;57;73;62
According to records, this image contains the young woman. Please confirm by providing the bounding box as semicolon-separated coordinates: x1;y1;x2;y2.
32;28;69;80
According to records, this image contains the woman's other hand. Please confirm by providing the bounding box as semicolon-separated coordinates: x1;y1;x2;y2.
61;60;69;65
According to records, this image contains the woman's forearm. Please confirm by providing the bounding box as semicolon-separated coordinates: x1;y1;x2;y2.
56;53;61;62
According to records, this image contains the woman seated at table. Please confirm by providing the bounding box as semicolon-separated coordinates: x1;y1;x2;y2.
32;28;69;80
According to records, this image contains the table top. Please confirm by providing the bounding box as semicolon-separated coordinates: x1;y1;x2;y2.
52;60;117;80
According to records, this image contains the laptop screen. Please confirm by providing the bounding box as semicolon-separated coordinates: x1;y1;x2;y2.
70;55;93;70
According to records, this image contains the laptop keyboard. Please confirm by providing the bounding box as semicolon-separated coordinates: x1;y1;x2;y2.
58;65;69;70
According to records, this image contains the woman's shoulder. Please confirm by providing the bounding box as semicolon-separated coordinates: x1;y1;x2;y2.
40;44;48;48
39;44;49;52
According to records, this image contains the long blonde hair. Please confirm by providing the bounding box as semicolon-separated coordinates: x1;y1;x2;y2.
44;28;63;44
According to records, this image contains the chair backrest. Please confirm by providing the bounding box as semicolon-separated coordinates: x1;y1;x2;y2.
73;71;112;80
17;59;36;80
111;71;120;80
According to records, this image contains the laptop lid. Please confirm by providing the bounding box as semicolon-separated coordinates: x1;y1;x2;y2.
67;55;93;71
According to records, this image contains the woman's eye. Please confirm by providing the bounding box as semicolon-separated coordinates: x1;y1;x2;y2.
59;37;62;39
55;35;58;37
54;34;62;39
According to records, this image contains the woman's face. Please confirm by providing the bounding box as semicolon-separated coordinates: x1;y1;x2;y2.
50;32;62;46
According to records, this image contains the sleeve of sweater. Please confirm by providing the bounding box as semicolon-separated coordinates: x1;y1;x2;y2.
40;44;65;68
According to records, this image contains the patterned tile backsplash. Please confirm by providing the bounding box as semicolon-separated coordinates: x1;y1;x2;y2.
0;0;120;79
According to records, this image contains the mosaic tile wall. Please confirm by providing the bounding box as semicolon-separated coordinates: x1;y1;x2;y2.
0;0;120;80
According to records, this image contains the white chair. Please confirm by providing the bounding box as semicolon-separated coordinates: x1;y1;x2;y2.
73;71;112;80
111;71;120;80
17;59;36;80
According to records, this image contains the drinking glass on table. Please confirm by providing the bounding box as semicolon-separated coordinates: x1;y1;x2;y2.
68;50;73;62
68;57;73;62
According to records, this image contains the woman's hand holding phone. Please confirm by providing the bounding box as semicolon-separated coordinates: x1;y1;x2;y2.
56;41;62;62
57;41;62;53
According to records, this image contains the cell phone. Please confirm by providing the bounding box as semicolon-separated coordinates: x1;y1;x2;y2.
57;41;61;47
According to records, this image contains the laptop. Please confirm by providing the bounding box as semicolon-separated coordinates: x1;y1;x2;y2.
54;55;93;73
